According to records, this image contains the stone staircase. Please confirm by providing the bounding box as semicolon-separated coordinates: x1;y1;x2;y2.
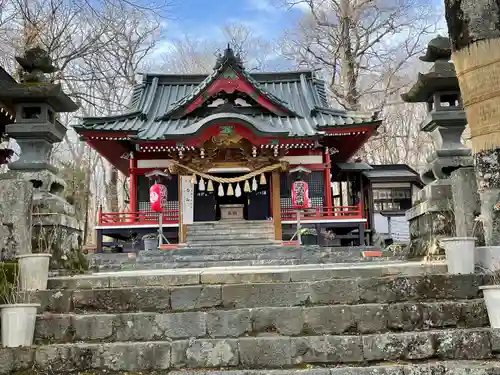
3;262;499;374
186;220;279;247
90;245;399;271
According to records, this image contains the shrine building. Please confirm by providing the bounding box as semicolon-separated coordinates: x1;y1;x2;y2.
74;46;422;250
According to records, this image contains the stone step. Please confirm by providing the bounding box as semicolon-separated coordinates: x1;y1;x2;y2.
132;250;395;263
3;329;498;373
39;273;482;313
187;233;276;241
106;245;382;257
162;362;500;375
34;300;488;344
187;227;276;235
50;262;446;289
187;239;280;246
6;362;500;375
100;257;404;272
190;220;274;225
100;259;302;271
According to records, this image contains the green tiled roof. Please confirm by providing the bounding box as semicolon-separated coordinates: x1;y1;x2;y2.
77;70;378;140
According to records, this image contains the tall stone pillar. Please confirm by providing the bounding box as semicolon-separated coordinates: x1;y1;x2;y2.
0;47;84;269
444;0;500;246
402;36;474;259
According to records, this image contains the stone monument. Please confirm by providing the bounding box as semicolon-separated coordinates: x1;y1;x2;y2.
402;36;475;258
0;47;84;268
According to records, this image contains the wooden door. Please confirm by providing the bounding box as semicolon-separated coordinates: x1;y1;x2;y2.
247;182;270;220
194;190;216;222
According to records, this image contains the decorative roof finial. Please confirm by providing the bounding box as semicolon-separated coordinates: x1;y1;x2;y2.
420;36;451;62
15;46;58;84
212;44;244;70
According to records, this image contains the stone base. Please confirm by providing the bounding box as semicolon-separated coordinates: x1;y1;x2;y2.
32;210;81;242
34;191;76;216
0;178;33;259
420;149;472;183
220;204;244;220
0;168;66;196
411;179;452;209
406;180;455;259
451;166;484;243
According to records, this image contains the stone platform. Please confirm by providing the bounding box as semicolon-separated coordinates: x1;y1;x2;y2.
1;261;498;374
89;245;399;271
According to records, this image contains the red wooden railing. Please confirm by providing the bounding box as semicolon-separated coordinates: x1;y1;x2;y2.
98;210;179;226
280;205;363;220
97;205;363;226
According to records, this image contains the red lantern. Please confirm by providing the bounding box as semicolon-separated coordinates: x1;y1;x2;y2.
292;180;310;209
150;183;167;212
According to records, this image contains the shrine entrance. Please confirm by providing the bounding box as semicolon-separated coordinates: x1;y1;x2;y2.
193;172;271;222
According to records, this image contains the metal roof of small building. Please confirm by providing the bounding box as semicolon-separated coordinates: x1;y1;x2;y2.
363;164;422;184
77;55;378;140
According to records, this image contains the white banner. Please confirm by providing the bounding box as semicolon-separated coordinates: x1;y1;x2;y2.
181;175;194;225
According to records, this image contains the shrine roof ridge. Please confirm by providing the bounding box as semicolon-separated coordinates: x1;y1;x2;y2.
76;66;380;140
138;70;318;85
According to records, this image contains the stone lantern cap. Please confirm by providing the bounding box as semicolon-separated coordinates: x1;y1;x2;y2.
419;35;452;62
0;84;78;112
0;47;78;113
15;47;58;75
401;36;460;103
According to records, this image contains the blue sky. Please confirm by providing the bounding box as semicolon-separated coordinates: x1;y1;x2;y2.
159;0;304;43
161;0;445;41
150;0;447;70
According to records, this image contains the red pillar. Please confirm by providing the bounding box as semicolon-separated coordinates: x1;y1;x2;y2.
323;148;333;215
129;157;138;220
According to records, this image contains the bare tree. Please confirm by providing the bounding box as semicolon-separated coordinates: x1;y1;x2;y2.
281;0;438;110
0;0;166;243
162;22;279;74
279;0;439;167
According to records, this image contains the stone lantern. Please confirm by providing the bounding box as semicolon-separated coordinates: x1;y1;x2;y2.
0;47;82;259
402;36;476;258
402;35;471;183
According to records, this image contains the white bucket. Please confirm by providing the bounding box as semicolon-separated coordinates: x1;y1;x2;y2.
16;254;52;291
0;304;40;347
440;237;476;274
480;285;500;328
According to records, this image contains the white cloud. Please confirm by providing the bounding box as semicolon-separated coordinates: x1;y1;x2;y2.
246;0;278;13
290;1;311;12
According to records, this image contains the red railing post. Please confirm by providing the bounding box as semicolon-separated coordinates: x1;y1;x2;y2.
323;148;333;216
97;205;103;225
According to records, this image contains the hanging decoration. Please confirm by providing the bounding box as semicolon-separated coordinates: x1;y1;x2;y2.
252;177;258;191
163;160;288;196
235;183;242;197
292;180;310;209
149;183;167;212
207;179;214;192
260;173;267;185
166;160;286;184
244;180;251;192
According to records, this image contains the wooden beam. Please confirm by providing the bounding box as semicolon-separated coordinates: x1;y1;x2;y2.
271;171;282;241
129;158;138;215
178;175;186;244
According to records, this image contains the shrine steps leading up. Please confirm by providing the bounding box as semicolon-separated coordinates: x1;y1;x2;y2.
90;245;400;271
186;220;278;248
3;267;497;374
